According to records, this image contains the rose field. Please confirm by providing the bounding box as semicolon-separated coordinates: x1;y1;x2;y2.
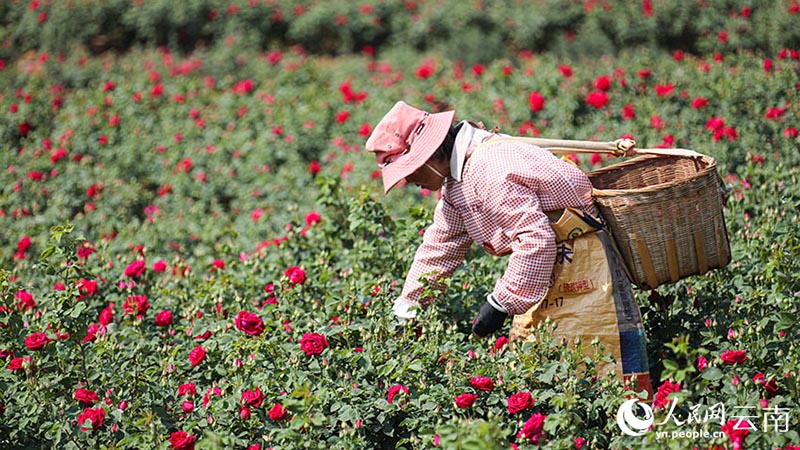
1;1;800;449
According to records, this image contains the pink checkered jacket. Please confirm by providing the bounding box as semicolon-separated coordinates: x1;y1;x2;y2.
399;129;598;315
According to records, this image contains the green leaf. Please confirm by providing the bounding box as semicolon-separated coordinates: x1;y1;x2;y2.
701;367;724;382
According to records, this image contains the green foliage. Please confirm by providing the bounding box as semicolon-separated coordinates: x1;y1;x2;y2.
3;0;800;61
1;4;800;448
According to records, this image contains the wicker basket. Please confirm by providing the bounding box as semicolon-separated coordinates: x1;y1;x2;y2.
587;154;732;290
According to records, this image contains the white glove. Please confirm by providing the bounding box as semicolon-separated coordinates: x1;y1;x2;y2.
392;298;419;320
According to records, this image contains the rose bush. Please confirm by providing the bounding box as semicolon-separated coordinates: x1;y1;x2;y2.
0;3;799;449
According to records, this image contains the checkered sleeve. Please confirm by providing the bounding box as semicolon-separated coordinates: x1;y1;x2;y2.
399;197;473;306
484;179;557;315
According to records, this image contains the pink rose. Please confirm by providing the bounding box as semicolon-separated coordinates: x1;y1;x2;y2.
24;332;51;351
77;407;106;432
182;401;194;414
469;376;494;391
507;392;534;414
697;355;708;372
234;311;264;336
124;260;146;278
284;266;306;285
152;260;167;272
720;350;748;364
299;332;328;356
169;430;196;450
268;403;287;421
155;310;173;327
454;393;477;409
188;345;205;367
241;387;264;408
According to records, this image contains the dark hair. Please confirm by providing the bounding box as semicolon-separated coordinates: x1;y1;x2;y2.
430;122;463;163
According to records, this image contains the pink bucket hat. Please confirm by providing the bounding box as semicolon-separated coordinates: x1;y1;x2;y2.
365;101;455;193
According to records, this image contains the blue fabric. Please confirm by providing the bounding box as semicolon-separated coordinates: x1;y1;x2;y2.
619;329;649;374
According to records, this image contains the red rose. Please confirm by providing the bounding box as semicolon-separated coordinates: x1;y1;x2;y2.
691;97;709;109
655;83;674;97
188;345;206;367
76;279;98;299
123;295;149;319
305;211;321;226
15;290;36;311
169;430;196;450
77;407;106;432
594;75;612;91
25;332;51;351
720;350;748;365
586;90;609;109
284;266;306;286
241;387;264;408
7;356;32;371
155;310;173;327
182;401;194;414
454;393;477;409
124;260;146;278
74;388;100;405
299;332;328;356
753;373;779;398
528;91;546;113
387;384;409;405
234;311;265;336
721;419;749;449
240;406;251;420
653;379;680;409
152;260;167;272
268;403;287;421
98;303;114;325
518;413;546;445
178;382;196;397
469;376;494;391
416;61;434;79
507;392;534;414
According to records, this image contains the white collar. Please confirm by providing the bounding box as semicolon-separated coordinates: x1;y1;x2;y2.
450;121;494;182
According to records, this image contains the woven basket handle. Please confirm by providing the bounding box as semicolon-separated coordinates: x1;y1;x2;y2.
493;136;705;158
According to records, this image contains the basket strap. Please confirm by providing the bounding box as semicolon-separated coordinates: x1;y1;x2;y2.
485;136;705;158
